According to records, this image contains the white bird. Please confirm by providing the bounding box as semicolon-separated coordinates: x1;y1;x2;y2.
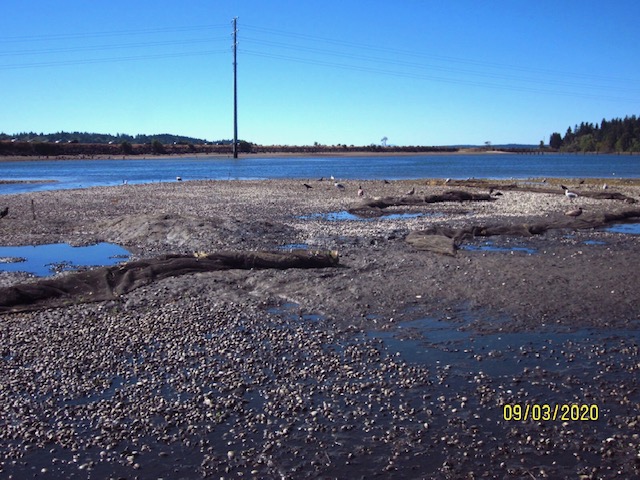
602;183;608;190
176;176;182;181
357;185;364;197
560;185;578;202
334;182;345;190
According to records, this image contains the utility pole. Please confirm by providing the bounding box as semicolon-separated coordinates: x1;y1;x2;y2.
232;17;238;159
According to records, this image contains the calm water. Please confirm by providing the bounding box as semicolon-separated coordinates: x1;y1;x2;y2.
0;153;638;194
0;243;130;276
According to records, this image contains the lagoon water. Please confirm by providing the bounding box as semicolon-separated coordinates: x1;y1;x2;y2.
1;153;638;194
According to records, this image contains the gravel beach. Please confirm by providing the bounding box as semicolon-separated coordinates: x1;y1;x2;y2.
1;178;639;478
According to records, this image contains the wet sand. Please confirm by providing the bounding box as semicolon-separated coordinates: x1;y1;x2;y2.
1;179;639;478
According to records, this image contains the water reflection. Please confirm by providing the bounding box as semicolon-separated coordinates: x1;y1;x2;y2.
0;242;130;276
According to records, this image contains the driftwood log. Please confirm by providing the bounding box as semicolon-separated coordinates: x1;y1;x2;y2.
444;180;636;203
349;190;493;217
406;208;640;256
0;250;339;313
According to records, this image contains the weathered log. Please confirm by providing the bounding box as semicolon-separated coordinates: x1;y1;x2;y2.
406;208;640;255
446;180;636;203
405;232;457;256
348;190;493;216
0;250;339;313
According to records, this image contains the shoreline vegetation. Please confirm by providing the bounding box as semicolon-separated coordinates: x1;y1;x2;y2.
0;139;504;161
2;140;638;163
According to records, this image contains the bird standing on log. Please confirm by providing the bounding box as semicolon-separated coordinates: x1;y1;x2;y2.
560;185;578;202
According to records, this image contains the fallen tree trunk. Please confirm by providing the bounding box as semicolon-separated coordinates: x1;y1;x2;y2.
349;190;493;217
0;250;339;313
406;208;640;255
445;180;636;203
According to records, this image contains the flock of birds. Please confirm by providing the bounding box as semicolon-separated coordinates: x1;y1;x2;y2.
305;176;417;198
300;178;590;218
0;179;603;225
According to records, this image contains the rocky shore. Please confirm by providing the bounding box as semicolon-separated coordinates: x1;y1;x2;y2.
1;178;639;478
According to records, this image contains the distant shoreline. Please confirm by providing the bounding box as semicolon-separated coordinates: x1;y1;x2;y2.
0;148;525;163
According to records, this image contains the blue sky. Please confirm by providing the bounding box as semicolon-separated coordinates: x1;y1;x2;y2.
1;1;639;146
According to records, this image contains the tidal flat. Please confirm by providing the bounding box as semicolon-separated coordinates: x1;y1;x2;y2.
1;178;639;478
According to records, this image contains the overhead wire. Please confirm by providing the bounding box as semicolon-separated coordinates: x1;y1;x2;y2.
0;37;229;58
1;21;638;103
240;36;639;94
242;23;636;87
0;24;229;43
0;50;228;70
239;49;637;103
0;24;230;70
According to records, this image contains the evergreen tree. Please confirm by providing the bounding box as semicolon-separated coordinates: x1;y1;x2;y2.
549;132;563;149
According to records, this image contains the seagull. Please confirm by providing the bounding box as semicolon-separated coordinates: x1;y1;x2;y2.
334;182;345;190
0;206;8;218
176;176;182;181
602;183;608;190
357;185;364;197
405;186;415;195
560;185;578;202
565;207;583;217
330;175;335;181
303;183;313;189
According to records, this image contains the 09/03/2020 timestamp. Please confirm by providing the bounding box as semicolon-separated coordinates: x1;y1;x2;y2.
503;404;599;422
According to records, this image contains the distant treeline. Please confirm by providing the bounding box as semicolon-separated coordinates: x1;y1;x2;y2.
0;131;459;157
550;115;640;153
0;140;236;157
0;131;217;145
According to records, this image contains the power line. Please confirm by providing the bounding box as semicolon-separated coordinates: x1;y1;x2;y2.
240;49;639;103
0;24;229;43
242;23;638;89
240;36;639;94
0;37;229;58
0;50;228;70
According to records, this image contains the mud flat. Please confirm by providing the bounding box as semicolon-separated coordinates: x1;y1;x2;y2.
0;179;639;478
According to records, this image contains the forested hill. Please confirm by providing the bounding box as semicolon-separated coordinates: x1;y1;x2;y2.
0;131;217;145
550;115;640;153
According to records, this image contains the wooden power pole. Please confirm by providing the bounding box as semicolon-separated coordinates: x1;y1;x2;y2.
232;17;238;158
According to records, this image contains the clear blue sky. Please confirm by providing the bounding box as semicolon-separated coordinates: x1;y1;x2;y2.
1;1;639;146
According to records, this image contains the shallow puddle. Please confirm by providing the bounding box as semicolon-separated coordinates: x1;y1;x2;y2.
268;301;323;322
460;240;536;254
0;242;130;276
604;221;640;235
368;316;640;380
299;210;434;221
277;243;310;250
